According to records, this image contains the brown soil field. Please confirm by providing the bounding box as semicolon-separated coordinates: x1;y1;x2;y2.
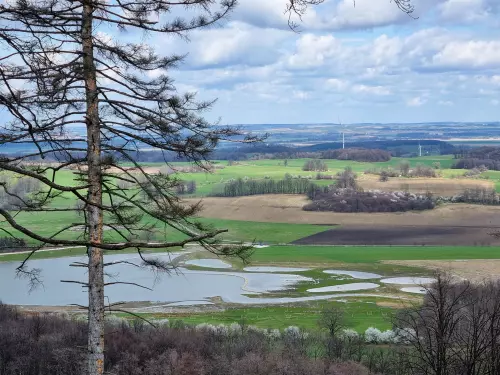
383;260;500;283
358;175;493;196
187;195;500;228
292;225;500;246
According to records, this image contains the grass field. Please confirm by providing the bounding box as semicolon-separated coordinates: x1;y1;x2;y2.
4;154;500;332
0;214;333;246
132;300;394;332
251;245;500;264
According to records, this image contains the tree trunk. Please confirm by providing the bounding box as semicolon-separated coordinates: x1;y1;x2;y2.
82;2;104;375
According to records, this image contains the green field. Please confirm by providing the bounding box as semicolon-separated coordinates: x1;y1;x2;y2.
3;154;500;332
0;214;333;246
132;301;394;332
251;245;500;264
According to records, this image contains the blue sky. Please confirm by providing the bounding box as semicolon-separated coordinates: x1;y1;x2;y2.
110;0;499;124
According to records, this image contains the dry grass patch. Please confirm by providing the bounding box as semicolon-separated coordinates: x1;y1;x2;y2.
358;175;493;196
383;259;500;283
187;195;500;227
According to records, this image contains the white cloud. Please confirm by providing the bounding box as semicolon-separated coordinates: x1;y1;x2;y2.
492;99;500;106
233;0;431;31
407;97;426;107
325;78;350;91
438;100;454;106
152;2;500;123
316;0;410;30
292;90;310;99
174;22;288;68
352;84;391;96
287;34;342;68
439;0;500;23
430;40;500;69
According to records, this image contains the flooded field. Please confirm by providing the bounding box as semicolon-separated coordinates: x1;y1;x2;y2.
0;252;433;307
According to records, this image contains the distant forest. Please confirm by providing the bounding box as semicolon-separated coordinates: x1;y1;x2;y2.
126;140;454;163
453;147;500;171
2;140;459;163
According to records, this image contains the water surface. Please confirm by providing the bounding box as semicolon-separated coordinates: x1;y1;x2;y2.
323;270;382;279
380;277;436;285
243;266;310;273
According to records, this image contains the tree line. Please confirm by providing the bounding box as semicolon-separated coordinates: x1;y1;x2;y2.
213;178;314;197
452;147;500;171
453;158;500;171
320;148;391;162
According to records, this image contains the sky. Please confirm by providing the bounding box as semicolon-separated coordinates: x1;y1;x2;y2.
144;0;500;125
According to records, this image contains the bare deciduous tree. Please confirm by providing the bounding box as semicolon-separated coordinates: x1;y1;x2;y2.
394;274;500;375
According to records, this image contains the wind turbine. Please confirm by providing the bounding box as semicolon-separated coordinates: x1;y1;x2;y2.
418;141;422;157
339;117;345;149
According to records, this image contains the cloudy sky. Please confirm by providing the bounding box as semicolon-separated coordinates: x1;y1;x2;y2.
158;0;500;124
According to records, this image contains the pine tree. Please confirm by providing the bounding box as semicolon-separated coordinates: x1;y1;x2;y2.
0;1;258;374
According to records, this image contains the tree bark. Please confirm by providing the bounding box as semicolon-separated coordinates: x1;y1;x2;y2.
82;2;104;375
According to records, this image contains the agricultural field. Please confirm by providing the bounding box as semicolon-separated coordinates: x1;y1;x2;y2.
2;154;500;332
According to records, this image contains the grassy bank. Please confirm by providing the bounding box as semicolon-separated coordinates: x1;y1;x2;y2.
127;300;394;332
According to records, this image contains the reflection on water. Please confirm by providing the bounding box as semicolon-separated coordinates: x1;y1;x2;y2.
323;270;382;279
380;277;436;285
401;287;427;294
243;266;310;273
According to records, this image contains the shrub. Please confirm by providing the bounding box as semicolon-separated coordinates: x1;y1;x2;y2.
365;327;383;343
304;188;435;213
335;167;358;189
379;170;390;182
0;237;27;252
303;159;328;172
408;163;437;178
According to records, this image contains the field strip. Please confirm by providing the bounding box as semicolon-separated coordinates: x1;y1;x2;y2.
383;259;500;282
0;246;86;257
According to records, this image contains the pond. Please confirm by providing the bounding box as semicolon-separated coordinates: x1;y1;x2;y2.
0;253;368;306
